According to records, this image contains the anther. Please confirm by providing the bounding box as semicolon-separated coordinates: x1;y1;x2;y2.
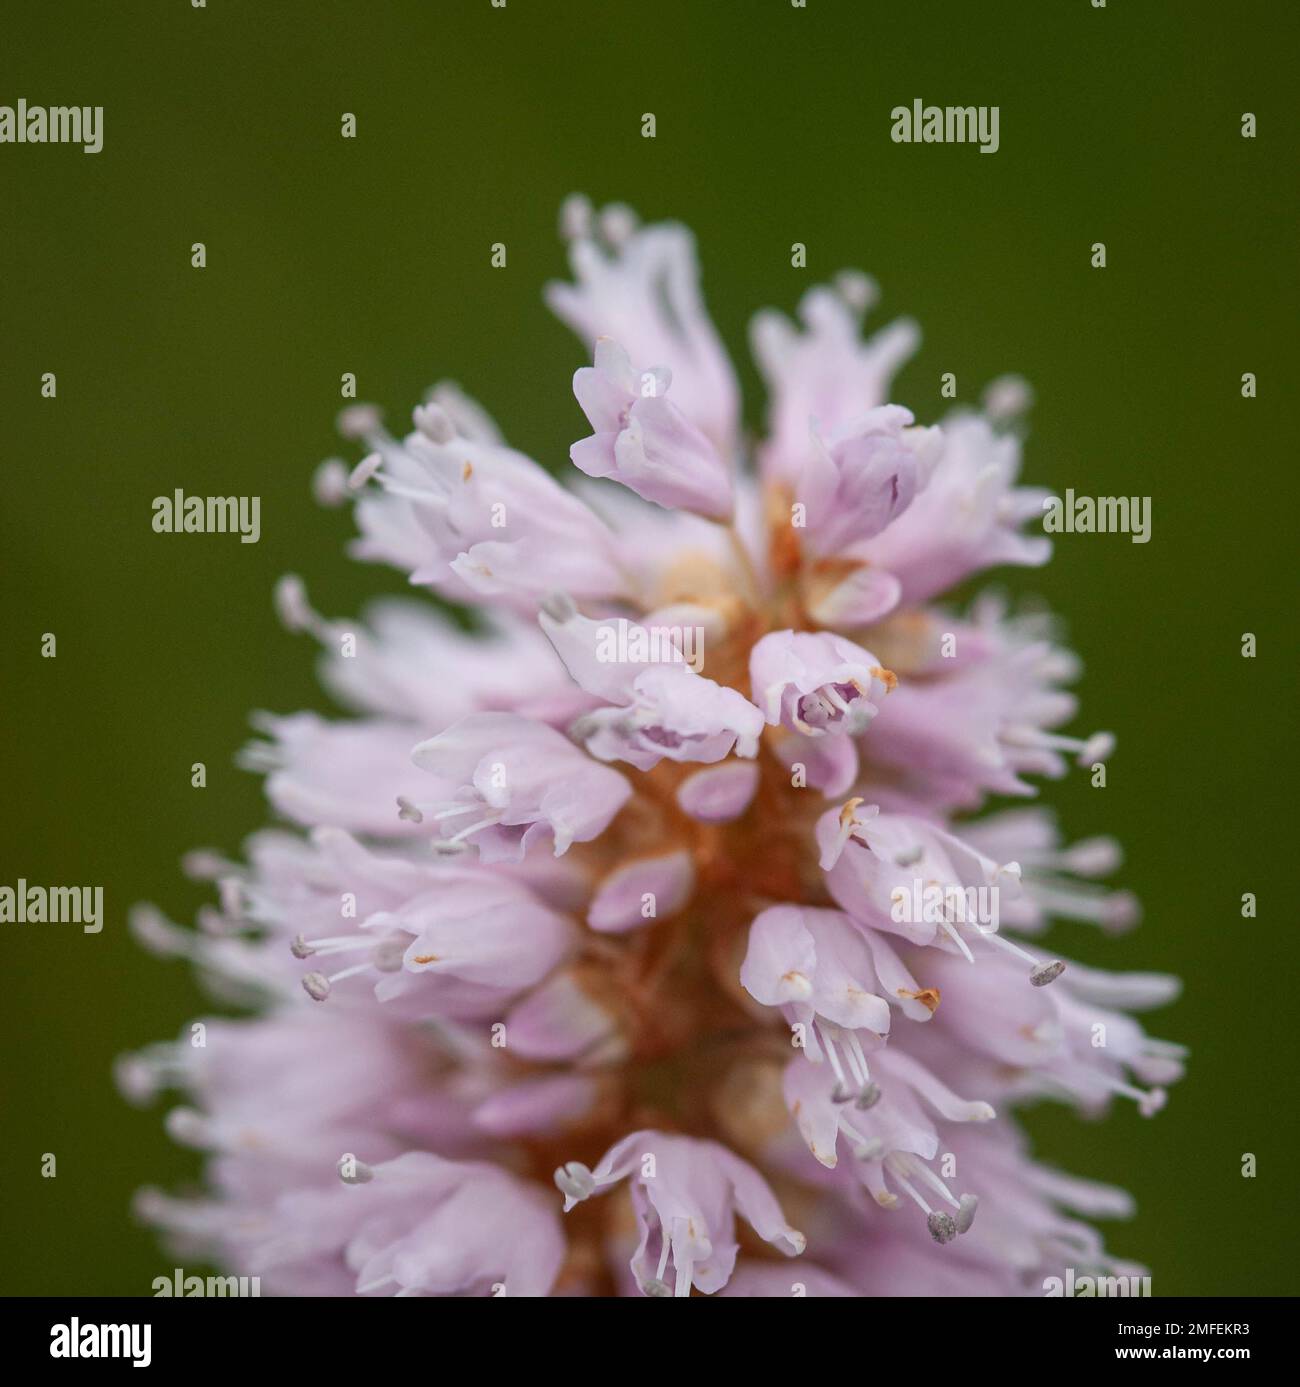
599;203;637;246
312;458;350;507
336;403;383;440
1030;959;1066;987
855;1082;882;1111
164;1107;210;1148
302;971;331;1001
217;876;246;917
559;193;593;241
982;374;1033;423
956;1194;979;1234
1138;1087;1167;1118
273;574;314;633
927;1211;958;1245
834;270;874;314
1078;731;1115;766
1060;836;1122;877
554;1161;595;1204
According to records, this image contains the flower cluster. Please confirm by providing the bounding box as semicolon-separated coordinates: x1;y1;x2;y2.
121;197;1183;1297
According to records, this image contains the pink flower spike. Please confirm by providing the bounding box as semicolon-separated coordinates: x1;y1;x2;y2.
127;196;1182;1300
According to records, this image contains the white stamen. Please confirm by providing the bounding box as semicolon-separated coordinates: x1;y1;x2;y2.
302;958;373;1001
357;1275;396;1294
429;839;470;858
940;919;976;964
446;814;498;845
911;1160;961;1211
1004;725;1115;767
819;1026;850;1098
599;202;637;246
1030;880;1140;932
312;458;350;507
1103;1077;1168;1117
891;1170;933;1217
824;686;853;716
273;574;316;633
984;930;1037;964
336;403;383;440
164;1107;210;1148
348;451;383;490
834;270;874;314
1058;836;1123;877
559;193;593;241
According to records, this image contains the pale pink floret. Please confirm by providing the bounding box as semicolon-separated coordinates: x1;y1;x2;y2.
796;404;942;562
347;412;631;612
740;905;892;1078
751;277;920;489
547;198;740;454
860;409;1053;605
410;711;632;862
750;629;895;795
540;595;764;770
256;1153;566;1297
570;338;734;519
860;596;1100;810
554;1131;805;1296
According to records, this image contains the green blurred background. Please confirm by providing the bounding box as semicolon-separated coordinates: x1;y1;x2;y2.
1;0;1294;1295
